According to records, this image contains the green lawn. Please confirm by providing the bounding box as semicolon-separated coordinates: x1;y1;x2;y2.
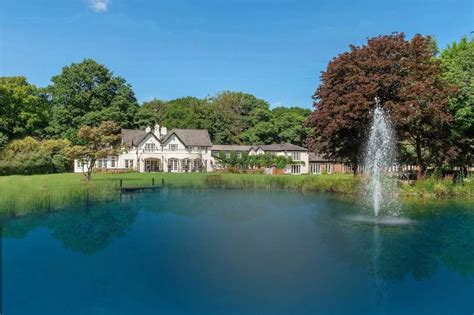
0;172;471;216
0;172;356;215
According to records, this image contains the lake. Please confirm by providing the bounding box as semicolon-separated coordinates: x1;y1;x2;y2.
2;189;473;315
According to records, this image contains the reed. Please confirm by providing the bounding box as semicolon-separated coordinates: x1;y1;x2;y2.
0;172;471;217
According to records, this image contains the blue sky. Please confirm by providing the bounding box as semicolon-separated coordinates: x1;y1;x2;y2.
1;0;472;108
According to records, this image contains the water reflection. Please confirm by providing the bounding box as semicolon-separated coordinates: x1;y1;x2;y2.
1;190;473;315
2;201;138;255
315;199;474;280
2;190;474;277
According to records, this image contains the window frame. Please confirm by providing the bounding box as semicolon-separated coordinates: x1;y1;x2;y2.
291;152;301;161
145;143;156;152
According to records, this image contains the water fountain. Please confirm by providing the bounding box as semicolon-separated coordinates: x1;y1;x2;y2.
346;99;412;225
362;99;400;217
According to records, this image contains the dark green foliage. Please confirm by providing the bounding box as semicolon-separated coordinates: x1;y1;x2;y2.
136;92;311;146
45;59;139;143
0;132;8;150
240;106;311;145
440;37;474;169
0;77;49;144
136;97;212;130
216;152;293;170
1;58;310;158
0;137;72;175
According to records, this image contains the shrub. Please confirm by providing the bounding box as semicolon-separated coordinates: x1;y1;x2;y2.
0;137;73;175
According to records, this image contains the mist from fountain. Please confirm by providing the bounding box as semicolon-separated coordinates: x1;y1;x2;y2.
362;100;400;217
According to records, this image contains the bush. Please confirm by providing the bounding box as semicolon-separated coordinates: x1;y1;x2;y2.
0;137;73;175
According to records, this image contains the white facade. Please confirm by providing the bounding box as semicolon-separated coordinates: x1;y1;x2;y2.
74;126;213;174
210;144;310;175
74;125;310;175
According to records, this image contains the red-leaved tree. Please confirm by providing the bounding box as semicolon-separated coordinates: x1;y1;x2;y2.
307;33;454;178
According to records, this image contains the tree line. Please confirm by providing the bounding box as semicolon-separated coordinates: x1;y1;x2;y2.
307;33;473;178
1;34;472;178
0;59;310;147
0;60;310;174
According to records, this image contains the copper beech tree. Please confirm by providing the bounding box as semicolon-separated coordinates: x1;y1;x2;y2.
307;33;454;178
67;121;122;181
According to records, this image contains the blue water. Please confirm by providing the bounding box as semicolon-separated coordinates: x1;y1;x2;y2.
2;189;474;315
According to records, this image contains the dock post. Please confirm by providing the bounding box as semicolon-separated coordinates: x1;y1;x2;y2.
152;178;155;186
162;178;165;187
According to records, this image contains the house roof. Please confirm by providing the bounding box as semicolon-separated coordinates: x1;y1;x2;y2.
211;145;253;151
121;129;148;146
258;143;307;152
164;129;213;147
308;152;326;162
308;152;344;162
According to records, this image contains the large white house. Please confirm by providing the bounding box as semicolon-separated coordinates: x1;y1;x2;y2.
74;125;310;175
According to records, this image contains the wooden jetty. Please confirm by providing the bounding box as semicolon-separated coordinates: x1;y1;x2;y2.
118;178;164;193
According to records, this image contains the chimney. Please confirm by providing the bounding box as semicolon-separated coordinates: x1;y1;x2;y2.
154;124;160;139
160;126;167;136
145;126;151;133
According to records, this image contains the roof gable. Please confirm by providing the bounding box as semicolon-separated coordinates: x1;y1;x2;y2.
162;133;186;147
163;129;212;147
121;129;160;147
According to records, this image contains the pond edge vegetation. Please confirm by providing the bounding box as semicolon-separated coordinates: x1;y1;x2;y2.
0;172;472;218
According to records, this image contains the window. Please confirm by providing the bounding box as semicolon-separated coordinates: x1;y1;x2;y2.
145;143;156;152
291;164;301;174
236;151;242;158
182;159;191;171
325;164;332;174
194;159;202;171
169;159;178;171
97;158;107;169
125;159;134;169
291;152;301;161
311;163;321;174
169;144;178;151
76;160;82;168
110;156;116;168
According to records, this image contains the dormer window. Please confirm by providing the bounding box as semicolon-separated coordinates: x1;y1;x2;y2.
169;144;178;151
145;143;156;152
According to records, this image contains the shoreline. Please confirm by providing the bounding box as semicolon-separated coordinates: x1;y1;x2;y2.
0;172;472;217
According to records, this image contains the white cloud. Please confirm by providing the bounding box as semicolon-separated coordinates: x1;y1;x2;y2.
90;0;110;13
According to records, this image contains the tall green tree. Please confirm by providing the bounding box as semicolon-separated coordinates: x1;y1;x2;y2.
270;107;311;145
440;36;474;170
240;106;311;146
0;77;48;148
135;99;168;128
46;59;139;142
208;91;270;144
136;92;310;146
136;97;212;130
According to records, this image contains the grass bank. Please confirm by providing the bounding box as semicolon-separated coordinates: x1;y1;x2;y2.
0;172;471;216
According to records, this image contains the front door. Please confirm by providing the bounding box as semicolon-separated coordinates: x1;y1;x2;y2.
145;159;160;172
